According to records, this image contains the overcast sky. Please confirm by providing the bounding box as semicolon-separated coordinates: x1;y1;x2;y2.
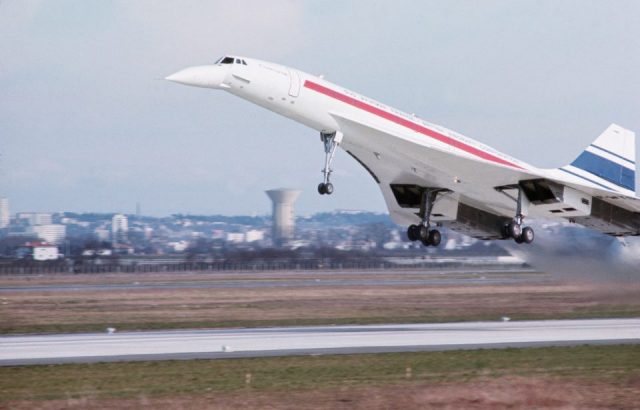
1;0;639;216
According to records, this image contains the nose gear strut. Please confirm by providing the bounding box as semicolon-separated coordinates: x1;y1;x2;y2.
317;131;342;195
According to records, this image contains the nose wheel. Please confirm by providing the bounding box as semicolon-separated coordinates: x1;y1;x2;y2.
317;131;342;195
317;182;334;195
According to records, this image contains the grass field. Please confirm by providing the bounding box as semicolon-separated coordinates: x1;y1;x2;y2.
1;271;640;334
1;345;639;409
2;271;639;408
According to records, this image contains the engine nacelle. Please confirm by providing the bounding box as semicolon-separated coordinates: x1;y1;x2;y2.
519;179;640;236
445;203;512;240
391;184;512;240
572;197;640;236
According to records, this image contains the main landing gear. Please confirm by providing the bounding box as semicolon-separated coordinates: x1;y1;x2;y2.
406;189;446;247
498;185;534;245
317;131;341;195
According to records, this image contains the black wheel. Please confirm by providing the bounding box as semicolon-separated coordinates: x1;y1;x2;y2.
428;229;442;247
407;225;420;241
317;183;326;195
508;221;522;239
514;235;525;244
521;226;534;244
421;237;432;247
325;182;334;195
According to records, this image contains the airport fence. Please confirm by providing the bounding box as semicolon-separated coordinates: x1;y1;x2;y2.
0;256;526;275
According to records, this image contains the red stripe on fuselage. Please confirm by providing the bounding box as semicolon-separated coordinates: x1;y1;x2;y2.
303;80;524;170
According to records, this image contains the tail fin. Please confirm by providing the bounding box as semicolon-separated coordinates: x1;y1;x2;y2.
561;124;636;194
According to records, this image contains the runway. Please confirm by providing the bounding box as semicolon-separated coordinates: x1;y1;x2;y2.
1;318;638;366
0;269;540;293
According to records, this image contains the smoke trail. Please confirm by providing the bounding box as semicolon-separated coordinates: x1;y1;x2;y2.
501;221;640;283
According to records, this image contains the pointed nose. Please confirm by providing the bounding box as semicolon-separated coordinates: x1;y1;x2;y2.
165;65;226;89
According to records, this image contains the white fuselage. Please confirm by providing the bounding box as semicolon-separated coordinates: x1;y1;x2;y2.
166;56;631;229
226;58;531;170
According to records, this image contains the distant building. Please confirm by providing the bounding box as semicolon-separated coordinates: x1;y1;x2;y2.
168;240;189;252
17;212;52;226
29;224;66;245
82;248;113;257
112;243;134;255
94;228;110;241
266;188;301;246
245;229;265;243
112;214;128;243
18;242;60;261
211;229;225;240
0;198;9;229
226;232;245;243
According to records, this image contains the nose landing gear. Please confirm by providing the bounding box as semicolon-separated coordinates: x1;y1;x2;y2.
317;131;342;195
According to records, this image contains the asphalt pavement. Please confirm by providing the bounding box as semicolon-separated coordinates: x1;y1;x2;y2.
2;318;638;365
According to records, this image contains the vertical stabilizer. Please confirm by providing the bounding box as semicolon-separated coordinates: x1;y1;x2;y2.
560;124;636;194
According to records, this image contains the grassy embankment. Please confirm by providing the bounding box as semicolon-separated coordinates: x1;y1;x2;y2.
1;345;639;408
2;272;640;334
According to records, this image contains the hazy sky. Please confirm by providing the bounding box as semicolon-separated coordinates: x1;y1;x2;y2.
1;0;639;216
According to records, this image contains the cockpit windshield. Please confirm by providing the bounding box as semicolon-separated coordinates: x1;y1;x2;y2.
215;56;248;65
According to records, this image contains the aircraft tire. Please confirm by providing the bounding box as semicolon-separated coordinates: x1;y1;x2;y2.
428;229;441;247
407;225;420;241
508;221;522;239
521;226;534;244
317;183;326;195
325;182;334;195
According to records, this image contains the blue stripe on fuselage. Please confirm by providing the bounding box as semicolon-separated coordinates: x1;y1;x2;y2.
571;151;635;191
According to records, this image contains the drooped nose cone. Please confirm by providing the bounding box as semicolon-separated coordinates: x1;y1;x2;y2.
165;65;227;89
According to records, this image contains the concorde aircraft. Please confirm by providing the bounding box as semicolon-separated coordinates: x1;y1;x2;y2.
166;55;640;247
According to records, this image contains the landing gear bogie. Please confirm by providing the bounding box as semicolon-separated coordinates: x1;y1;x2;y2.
504;222;535;245
406;188;449;248
497;184;535;245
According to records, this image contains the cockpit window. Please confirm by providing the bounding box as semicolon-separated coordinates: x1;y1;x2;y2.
215;56;248;65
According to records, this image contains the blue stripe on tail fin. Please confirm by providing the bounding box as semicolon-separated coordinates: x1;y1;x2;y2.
564;124;636;194
571;150;635;191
